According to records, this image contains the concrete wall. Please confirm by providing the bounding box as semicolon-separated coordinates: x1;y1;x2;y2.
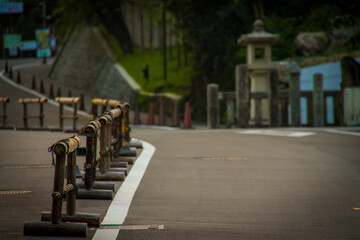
344;87;360;126
49;24;141;102
122;1;179;50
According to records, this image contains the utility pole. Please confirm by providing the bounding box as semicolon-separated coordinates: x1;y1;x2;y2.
162;5;167;82
41;1;46;28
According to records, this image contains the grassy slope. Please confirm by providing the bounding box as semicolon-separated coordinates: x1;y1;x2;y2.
118;48;193;96
99;24;193;96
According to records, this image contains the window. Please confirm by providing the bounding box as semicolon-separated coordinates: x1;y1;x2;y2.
255;48;264;59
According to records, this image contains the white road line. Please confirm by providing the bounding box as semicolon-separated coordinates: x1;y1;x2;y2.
237;129;315;137
133;125;178;130
92;229;120;239
323;129;360;137
92;140;156;240
0;63;90;118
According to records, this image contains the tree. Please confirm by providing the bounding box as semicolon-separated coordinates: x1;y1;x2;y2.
53;0;133;54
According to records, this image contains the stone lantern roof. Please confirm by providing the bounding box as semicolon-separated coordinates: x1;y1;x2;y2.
238;19;279;46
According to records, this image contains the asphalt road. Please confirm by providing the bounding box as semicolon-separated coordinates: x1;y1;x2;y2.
1;59;360;239
1;127;360;239
121;128;360;240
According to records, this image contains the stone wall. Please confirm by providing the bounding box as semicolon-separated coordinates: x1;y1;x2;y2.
49;24;141;102
49;23;182;113
344;87;360;126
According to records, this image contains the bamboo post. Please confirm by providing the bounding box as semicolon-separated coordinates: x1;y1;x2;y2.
18;98;47;129
0;97;10;126
76;119;115;200
51;136;80;224
23;102;28;129
59;103;64;130
118;103;137;157
112;105;123;159
107;113;112;166
66;151;77;216
73;103;78;131
99;114;112;173
84;120;100;190
90;98;121;120
55;97;81;131
95;110;125;181
124;103;131;144
2;101;7;126
40;101;44;128
51;154;65;223
23;135;102;237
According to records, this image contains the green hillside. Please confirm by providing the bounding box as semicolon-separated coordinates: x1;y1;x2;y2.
118;49;193;96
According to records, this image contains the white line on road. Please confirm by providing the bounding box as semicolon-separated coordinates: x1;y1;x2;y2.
323;129;360;137
92;140;156;240
237;129;315;137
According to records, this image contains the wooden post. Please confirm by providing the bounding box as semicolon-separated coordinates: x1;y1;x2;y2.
85;131;95;190
124;104;131;144
236;64;249;128
101;105;107;115
99;117;108;174
207;84;218;129
18;98;47;129
78;120;115;199
84;120;100;190
2;101;7;126
112;114;120;159
51;153;66;224
290;72;301;126
40;102;44;128
270;69;279;127
51;137;80;224
106;115;112;170
66;151;76;216
91;103;98;119
23;103;28;128
55;97;81;131
313;73;324;127
119;108;124;151
73;103;78;131
59;103;64;130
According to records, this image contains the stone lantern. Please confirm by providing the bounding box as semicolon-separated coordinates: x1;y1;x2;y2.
238;19;279;123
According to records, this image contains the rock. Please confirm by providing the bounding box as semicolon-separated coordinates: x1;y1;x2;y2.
294;32;330;57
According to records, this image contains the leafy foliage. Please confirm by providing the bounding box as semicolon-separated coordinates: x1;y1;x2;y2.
118;48;193;95
262;16;300;60
167;0;253;89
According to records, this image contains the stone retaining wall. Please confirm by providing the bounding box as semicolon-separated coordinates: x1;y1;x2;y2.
49;24;141;102
49;24;181;109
